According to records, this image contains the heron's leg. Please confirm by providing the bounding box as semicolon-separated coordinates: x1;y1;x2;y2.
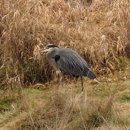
56;70;63;86
59;72;64;87
80;77;84;91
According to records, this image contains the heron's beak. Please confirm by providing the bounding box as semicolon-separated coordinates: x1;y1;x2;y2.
41;48;52;53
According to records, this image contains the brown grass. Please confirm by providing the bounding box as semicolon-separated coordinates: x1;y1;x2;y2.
0;0;130;85
3;79;128;130
0;73;130;129
0;1;130;129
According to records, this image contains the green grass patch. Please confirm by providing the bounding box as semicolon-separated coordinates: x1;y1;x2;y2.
24;88;49;99
88;84;111;98
0;96;16;112
119;90;130;102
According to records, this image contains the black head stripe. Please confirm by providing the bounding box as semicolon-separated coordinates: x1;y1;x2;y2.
47;44;59;48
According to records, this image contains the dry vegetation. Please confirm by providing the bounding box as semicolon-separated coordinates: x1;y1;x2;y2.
0;79;130;130
0;0;130;85
0;0;130;130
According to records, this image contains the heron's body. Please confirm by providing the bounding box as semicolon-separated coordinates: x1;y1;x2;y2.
42;44;96;90
46;47;95;79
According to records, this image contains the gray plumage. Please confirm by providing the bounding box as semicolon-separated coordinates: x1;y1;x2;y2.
43;44;96;79
42;44;96;90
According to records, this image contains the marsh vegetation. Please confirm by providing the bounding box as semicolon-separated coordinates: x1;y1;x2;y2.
0;0;130;129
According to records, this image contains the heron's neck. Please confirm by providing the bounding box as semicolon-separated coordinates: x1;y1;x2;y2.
46;48;59;59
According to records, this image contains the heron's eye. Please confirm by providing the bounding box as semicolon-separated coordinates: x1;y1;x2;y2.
45;46;49;49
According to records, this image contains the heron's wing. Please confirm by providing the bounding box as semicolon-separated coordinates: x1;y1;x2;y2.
54;48;96;79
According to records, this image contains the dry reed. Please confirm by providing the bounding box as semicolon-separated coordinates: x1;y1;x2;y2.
0;0;129;86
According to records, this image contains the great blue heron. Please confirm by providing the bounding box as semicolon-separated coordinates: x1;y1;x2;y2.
41;44;96;90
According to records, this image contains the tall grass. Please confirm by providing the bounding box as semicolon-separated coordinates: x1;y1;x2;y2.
0;0;130;86
16;81;129;130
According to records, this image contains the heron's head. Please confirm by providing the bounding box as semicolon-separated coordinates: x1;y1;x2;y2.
41;44;59;53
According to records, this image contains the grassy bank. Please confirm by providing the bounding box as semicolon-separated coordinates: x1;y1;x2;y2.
0;76;130;130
